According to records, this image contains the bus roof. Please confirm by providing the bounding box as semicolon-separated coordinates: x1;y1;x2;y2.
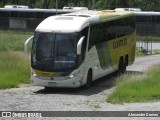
135;11;160;16
35;10;134;33
63;7;88;10
115;8;141;12
0;7;78;13
4;5;29;9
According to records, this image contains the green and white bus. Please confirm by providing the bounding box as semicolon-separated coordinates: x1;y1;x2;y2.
25;10;136;88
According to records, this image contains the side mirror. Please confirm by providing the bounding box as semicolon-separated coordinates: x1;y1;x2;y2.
24;36;33;53
77;36;85;55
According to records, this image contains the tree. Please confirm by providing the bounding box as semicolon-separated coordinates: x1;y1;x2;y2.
0;0;9;7
74;0;80;7
28;0;37;8
84;0;88;7
12;0;19;4
58;0;68;9
1;0;160;11
43;0;50;9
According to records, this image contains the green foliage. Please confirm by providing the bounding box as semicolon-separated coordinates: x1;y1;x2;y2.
1;0;160;11
107;64;160;103
137;36;160;42
135;48;144;56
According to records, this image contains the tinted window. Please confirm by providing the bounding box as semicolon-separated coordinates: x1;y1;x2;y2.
88;16;135;50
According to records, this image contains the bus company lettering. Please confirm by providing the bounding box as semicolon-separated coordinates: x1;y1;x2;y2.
113;39;127;49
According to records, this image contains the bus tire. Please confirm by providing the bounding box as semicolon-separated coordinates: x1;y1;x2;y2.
123;60;127;73
85;70;92;88
125;55;129;66
117;58;126;75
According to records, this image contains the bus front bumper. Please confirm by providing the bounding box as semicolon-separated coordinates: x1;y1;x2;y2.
31;75;83;88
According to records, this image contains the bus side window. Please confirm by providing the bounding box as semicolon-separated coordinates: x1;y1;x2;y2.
88;25;97;50
107;21;117;40
81;27;88;61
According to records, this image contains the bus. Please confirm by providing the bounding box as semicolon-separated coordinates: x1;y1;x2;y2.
115;8;141;12
0;8;79;29
0;8;78;19
114;8;160;36
25;10;136;88
135;11;160;36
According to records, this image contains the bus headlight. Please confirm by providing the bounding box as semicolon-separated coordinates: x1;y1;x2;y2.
66;74;75;79
31;69;36;77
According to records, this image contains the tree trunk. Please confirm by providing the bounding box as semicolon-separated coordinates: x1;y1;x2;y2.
84;0;88;7
43;0;50;9
58;0;67;9
28;0;36;8
74;0;80;7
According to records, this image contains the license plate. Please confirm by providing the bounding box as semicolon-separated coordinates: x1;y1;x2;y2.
48;82;56;86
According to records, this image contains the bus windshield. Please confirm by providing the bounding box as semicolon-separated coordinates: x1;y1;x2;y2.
31;32;79;72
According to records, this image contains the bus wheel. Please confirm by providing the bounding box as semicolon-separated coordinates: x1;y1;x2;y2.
118;58;126;75
123;62;127;73
85;70;92;88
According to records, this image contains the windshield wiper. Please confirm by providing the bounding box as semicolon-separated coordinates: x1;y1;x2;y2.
37;57;52;63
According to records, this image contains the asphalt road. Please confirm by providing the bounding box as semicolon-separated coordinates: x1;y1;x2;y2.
0;55;160;120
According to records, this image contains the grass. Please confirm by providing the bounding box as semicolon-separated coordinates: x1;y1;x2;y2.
0;51;30;89
0;29;32;89
135;48;144;56
107;64;160;103
152;49;160;55
136;48;160;56
0;29;33;51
